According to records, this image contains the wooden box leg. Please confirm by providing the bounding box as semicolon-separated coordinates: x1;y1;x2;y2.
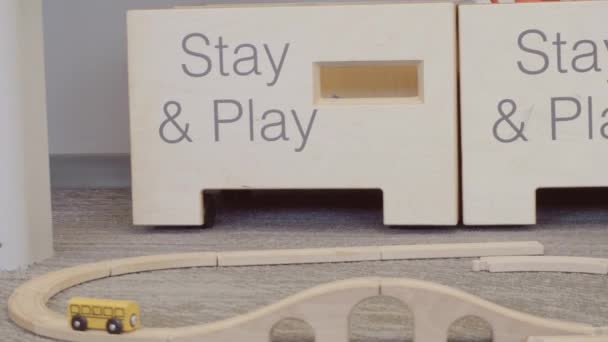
464;184;537;225
383;186;459;226
131;188;209;226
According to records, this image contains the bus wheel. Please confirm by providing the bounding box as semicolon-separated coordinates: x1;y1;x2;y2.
106;318;123;334
71;315;87;331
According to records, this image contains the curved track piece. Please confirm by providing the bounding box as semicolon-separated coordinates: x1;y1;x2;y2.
8;253;605;342
473;256;608;275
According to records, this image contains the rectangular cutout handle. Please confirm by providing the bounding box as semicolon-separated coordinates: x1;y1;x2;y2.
314;61;423;105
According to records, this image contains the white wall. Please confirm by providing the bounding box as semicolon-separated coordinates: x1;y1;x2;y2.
1;0;53;269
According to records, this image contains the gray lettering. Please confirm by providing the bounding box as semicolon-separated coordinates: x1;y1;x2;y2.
588;96;594;140
553;33;568;74
265;43;290;86
261;110;289;142
291;109;317;152
551;97;581;140
233;44;261;76
182;33;212;78
602;108;608;139
248;99;254;141
572;40;601;73
518;29;549;75
215;36;230;76
214;99;242;142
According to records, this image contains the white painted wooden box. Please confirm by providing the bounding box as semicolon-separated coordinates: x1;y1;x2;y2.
460;1;608;225
128;2;459;226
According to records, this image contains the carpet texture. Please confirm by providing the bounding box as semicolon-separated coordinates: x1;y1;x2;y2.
1;188;607;341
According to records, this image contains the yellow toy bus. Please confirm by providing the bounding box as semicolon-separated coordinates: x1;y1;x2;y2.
67;297;141;334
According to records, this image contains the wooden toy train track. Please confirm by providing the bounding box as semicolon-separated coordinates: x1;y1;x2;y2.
8;243;608;342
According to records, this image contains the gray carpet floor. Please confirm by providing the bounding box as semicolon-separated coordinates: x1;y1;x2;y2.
1;188;607;341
